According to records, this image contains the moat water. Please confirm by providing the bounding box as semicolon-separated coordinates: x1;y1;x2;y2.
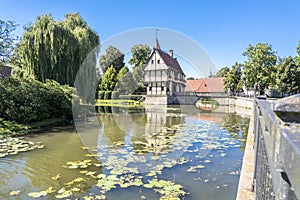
0;105;250;200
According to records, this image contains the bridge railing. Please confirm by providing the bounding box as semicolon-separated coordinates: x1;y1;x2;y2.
174;92;227;97
253;100;299;199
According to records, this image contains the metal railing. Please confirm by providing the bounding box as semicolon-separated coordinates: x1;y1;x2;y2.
253;100;299;199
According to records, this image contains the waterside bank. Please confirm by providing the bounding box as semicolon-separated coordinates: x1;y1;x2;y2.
234;97;255;200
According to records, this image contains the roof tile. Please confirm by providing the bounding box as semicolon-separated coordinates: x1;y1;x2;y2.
156;49;185;75
186;78;225;93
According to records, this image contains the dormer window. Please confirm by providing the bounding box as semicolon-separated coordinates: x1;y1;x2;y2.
157;60;160;64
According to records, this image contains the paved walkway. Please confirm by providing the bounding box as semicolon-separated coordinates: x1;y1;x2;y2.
236;108;255;200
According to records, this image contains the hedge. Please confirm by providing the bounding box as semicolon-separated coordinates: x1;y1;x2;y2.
98;91;105;99
104;91;112;100
0;77;74;124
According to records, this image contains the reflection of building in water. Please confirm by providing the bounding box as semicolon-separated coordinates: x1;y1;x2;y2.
189;113;224;124
142;105;184;154
145;105;167;135
95;106;185;154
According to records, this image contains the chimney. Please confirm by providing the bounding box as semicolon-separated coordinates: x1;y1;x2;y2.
169;49;173;57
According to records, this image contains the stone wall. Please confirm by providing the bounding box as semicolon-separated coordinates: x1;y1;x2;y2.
227;97;254;109
145;95;168;105
145;95;254;109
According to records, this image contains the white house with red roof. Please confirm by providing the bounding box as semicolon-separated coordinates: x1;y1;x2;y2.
144;39;186;104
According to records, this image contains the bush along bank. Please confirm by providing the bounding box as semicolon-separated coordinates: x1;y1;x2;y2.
0;77;76;136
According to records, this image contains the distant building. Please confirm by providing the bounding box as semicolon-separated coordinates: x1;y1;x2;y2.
185;77;225;94
0;65;12;77
144;38;186;104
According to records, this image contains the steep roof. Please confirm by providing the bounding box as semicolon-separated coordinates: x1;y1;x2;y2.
186;77;225;93
0;66;12;77
156;49;185;76
148;38;185;76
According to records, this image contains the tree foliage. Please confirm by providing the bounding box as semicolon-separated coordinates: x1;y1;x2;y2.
99;65;117;91
224;63;243;93
99;46;125;74
242;43;277;93
116;66;129;82
129;44;150;88
129;44;150;68
215;67;230;77
115;66;137;94
276;56;300;94
0;19;18;64
295;40;300;66
11;13;99;88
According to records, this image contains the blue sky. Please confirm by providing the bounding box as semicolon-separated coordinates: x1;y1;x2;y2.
1;0;300;77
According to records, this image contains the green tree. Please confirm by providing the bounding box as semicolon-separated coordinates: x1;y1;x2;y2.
215;66;230;77
187;77;195;80
115;66;137;94
224;63;243;94
242;43;277;93
11;13;99;87
295;40;300;66
128;44;151;88
116;66;128;82
99;46;125;73
0;19;18;64
276;56;300;94
99;65;117;91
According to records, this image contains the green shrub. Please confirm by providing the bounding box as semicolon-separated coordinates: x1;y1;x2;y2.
0;77;73;124
104;91;112;100
98;91;105;99
0;118;29;136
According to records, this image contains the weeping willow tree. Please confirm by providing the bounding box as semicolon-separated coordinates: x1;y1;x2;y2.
12;13;99;102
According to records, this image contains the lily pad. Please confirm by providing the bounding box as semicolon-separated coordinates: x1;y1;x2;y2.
28;191;47;198
9;190;20;196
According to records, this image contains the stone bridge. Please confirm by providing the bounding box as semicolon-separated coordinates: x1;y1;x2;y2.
168;92;227;105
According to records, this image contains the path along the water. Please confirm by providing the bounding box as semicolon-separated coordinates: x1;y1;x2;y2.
236;107;255;200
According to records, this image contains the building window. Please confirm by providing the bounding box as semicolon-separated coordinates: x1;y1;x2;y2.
149;86;152;91
157;60;160;64
151;60;154;64
161;86;164;91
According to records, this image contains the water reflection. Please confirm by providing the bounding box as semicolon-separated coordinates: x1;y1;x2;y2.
0;105;250;200
93;105;251;199
221;113;250;151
